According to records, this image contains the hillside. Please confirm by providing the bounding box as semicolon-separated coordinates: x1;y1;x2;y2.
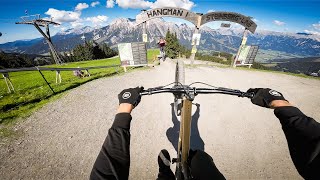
265;56;320;74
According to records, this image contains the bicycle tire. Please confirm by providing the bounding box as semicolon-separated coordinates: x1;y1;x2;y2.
174;60;185;116
175;60;185;85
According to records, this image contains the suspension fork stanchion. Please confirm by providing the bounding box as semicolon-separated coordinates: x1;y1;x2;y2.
180;98;193;179
175;97;184;180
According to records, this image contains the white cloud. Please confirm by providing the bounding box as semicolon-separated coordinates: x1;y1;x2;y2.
151;0;195;10
304;30;320;36
86;15;109;26
45;8;81;23
75;3;89;11
207;9;215;13
60;27;67;31
106;0;115;8
253;18;259;22
301;22;320;36
303;22;320;36
71;20;84;28
116;0;153;9
91;1;100;7
273;20;285;26
312;22;320;30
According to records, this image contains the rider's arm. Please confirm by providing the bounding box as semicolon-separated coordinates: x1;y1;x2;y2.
248;88;320;179
90;104;133;180
90;87;142;180
272;101;320;180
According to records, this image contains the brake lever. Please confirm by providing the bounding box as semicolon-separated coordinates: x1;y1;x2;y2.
140;87;166;96
242;92;254;98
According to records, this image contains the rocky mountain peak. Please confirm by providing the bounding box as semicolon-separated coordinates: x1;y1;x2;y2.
0;17;319;57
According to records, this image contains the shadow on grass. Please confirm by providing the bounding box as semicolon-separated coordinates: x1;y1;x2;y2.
0;71;119;125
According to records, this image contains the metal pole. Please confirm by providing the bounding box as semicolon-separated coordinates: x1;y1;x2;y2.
55;70;61;83
2;73;14;93
142;22;146;37
189;14;202;65
141;9;147;44
36;67;55;94
33;23;62;65
46;24;51;42
189;28;199;65
7;78;14;92
4;77;11;93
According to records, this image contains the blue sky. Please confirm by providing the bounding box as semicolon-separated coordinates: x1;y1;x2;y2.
0;0;319;43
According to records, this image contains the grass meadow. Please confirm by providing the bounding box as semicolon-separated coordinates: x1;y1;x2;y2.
0;49;160;137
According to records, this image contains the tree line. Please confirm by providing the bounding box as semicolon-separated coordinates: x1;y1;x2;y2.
62;42;118;62
195;51;233;65
0;42;117;69
165;30;191;59
0;51;36;69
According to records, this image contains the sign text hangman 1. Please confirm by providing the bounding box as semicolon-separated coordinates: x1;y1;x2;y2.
136;8;257;33
136;7;201;26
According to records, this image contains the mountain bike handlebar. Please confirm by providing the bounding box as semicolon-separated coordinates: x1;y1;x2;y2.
140;87;254;98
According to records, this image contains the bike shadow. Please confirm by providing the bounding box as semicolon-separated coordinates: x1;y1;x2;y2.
166;103;205;153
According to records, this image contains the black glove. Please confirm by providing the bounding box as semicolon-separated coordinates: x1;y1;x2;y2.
247;88;287;108
118;87;144;107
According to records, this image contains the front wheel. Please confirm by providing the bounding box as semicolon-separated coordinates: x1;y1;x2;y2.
174;60;185;116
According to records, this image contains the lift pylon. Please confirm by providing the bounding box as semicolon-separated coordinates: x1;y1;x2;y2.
16;14;63;65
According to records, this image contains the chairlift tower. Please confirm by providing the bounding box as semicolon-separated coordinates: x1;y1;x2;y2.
16;14;63;65
81;33;86;45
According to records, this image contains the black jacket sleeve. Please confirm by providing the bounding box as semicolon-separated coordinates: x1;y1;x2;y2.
90;113;132;180
274;106;320;180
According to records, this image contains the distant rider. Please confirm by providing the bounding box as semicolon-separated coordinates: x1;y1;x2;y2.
90;87;320;180
158;37;166;60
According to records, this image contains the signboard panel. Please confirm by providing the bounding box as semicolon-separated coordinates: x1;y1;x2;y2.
136;7;201;26
118;42;147;66
244;45;259;64
191;33;201;45
118;43;133;66
241;36;248;46
201;12;257;33
238;45;251;63
221;23;231;28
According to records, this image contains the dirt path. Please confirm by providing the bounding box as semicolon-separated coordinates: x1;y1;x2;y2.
1;59;319;179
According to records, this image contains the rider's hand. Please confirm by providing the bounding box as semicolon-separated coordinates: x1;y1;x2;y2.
118;87;144;108
247;88;289;108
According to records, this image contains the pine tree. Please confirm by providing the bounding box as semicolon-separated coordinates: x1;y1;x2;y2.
164;30;183;59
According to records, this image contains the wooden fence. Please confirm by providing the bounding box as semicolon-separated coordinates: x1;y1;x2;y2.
1;65;120;93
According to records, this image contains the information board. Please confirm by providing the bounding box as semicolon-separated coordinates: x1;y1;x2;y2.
191;33;201;45
238;45;259;64
118;42;147;66
238;45;251;63
244;46;259;64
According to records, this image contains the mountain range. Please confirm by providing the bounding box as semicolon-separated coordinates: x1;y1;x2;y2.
0;18;319;57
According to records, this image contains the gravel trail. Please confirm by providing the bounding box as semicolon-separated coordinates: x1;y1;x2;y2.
1;59;319;179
